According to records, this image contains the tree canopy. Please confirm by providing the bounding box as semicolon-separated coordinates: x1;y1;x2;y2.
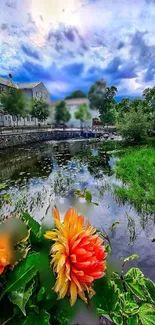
88;79;117;123
31;97;50;122
65;90;87;99
74;103;91;125
55;101;71;124
117;102;148;143
0;87;26;118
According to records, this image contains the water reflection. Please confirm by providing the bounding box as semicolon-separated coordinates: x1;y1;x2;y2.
0;140;155;281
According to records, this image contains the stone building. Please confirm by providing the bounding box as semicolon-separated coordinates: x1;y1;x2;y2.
0;77;50;127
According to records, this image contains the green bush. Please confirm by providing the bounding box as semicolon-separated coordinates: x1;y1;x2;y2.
115;147;155;214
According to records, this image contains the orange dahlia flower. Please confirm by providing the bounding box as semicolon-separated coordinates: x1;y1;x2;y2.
0;233;12;275
45;207;106;306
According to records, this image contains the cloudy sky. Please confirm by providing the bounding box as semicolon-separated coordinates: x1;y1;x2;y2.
0;0;155;99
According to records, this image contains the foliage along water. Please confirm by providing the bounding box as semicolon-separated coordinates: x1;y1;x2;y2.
0;139;155;281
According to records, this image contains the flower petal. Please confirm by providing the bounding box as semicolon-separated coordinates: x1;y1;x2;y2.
44;231;57;240
53;206;60;221
70;281;77;306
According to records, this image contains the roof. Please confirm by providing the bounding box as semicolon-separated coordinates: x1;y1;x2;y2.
17;82;41;89
0;77;17;88
50;98;89;107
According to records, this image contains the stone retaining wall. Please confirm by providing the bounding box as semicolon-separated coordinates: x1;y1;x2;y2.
0;130;99;149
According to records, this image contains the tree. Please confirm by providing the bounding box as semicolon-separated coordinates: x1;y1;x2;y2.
117;104;148;143
55;101;71;124
88;79;117;124
74;103;91;126
116;98;131;119
65;90;87;99
143;87;155;134
31;97;50;123
0;87;26;125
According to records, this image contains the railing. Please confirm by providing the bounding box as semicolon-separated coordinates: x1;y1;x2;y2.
0;125;117;135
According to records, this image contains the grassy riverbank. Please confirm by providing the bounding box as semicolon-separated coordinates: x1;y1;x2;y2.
115;147;155;215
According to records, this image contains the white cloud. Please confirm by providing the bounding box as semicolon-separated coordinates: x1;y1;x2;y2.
0;0;155;97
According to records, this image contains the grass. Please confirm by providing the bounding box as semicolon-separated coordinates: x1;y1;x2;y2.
115;147;155;215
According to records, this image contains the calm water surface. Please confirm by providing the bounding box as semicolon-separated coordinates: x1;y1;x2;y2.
0;140;155;280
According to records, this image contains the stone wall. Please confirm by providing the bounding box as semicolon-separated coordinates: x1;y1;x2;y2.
0;130;99;149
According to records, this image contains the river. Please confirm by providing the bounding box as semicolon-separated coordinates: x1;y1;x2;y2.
0;139;155;281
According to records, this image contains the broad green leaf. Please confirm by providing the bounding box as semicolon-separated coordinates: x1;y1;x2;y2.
111;221;120;230
1;253;40;299
111;272;124;293
120;293;139;316
37;286;45;302
22;212;41;238
38;251;56;295
9;281;34;316
94;278;119;314
124;268;147;300
127;315;139;325
122;254;139;267
23;310;50;325
139;304;155;325
97;308;110;315
144;278;155;303
85;190;92;202
112;313;123;325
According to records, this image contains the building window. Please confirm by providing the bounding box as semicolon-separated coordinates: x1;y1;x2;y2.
42;92;47;99
36;92;38;97
39;91;42;97
12;116;17;122
5;116;7;120
0;86;4;92
27;116;30;122
31;117;34;122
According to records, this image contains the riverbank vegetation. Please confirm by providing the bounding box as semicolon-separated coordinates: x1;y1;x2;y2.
115;147;155;215
88;79;155;143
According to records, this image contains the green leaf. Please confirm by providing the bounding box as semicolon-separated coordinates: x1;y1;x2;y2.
37;286;45;302
92;201;99;206
0;183;6;190
74;189;81;196
1;253;40;299
144;278;155;303
111;272;124;293
112;313;123;325
94;278;119;314
139;304;155;325
127;315;139;325
111;221;120;230
122;254;139;267
105;244;112;254
85;190;92;202
124;268;147;300
9;281;34;316
120;293;139;316
22;212;40;237
23;310;50;325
